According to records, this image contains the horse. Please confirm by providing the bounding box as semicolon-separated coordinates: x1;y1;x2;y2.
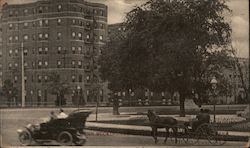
147;110;178;144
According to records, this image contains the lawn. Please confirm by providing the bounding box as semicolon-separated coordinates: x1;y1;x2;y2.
92;116;250;132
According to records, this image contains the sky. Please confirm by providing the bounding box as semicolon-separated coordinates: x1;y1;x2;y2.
1;0;249;58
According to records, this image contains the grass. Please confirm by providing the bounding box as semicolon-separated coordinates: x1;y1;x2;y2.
92;118;250;132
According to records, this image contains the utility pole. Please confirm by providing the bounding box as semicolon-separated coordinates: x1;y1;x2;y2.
21;42;25;107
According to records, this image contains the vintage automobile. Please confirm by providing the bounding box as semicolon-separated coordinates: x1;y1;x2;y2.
17;109;92;146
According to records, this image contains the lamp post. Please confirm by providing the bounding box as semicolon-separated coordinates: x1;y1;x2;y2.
210;76;218;123
77;86;80;110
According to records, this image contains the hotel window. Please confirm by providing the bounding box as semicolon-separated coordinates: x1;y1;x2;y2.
15;36;19;41
86;76;90;83
32;21;36;27
39;6;43;13
100;10;104;16
32;62;35;69
78;46;82;53
24;35;29;41
38;47;43;54
9;49;13;56
72;19;76;25
14;24;19;30
24;22;28;28
14;63;18;67
78;33;82;40
24;9;28;15
80;20;84;26
38;33;43;40
71;60;75;67
71;47;76;54
15;10;19;16
8;63;12;69
0;64;2;70
24;62;28;67
94;9;98;14
38;75;42;83
9;36;13;43
99;49;102;55
45;20;49;26
38;61;42;68
24;49;28;56
32;34;36;41
79;75;82;82
9;24;13;29
86;34;90;39
99;35;103;41
44;75;48;82
44;47;48;54
44;33;49;40
39;20;43;26
72;32;76;38
72;75;76;82
9;10;13;17
44;61;48;67
57;19;61;25
57;60;62;67
58;46;62;54
100;24;104;29
14;76;18;83
58;5;62;11
24;76;27;83
57;32;62;40
78;61;82;68
87;90;90;101
15;49;18;56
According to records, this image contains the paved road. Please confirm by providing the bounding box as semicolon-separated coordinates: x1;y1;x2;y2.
0;105;248;147
1;129;247;147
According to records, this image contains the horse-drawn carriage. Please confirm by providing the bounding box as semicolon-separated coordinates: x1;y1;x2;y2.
17;109;92;146
147;110;227;146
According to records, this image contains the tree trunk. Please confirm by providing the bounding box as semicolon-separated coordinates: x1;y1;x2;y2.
113;97;120;115
179;93;185;117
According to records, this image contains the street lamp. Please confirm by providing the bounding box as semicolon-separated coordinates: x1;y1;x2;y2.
210;76;217;123
77;86;81;110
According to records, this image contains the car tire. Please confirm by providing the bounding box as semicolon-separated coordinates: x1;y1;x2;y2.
57;131;73;146
18;129;32;146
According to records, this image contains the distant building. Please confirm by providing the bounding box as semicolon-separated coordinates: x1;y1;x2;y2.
0;0;108;107
221;57;249;104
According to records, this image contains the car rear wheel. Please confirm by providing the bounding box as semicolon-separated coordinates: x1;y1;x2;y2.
57;131;73;146
18;129;32;146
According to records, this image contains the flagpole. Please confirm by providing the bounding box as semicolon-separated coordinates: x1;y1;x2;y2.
21;42;25;107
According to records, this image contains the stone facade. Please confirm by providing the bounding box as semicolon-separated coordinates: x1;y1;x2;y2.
0;0;108;107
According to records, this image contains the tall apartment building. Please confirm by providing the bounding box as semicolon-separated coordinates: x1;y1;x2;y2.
0;0;108;107
0;8;2;89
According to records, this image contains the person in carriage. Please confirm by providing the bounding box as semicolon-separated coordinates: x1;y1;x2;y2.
185;108;210;131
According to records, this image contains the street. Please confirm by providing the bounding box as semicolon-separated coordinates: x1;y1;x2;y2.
0;105;249;147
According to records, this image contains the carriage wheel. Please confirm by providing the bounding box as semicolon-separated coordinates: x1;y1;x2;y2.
57;131;73;146
206;124;226;146
194;123;210;145
175;124;189;144
18;129;32;146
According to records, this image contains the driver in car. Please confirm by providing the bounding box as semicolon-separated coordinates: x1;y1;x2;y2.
57;108;68;119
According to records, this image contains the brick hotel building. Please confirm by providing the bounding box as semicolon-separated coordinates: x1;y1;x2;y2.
0;0;108;106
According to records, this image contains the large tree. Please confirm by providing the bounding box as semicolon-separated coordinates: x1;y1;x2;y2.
100;0;233;116
48;72;70;106
2;79;18;107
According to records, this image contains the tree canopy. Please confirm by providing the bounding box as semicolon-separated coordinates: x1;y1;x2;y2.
99;0;234;116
